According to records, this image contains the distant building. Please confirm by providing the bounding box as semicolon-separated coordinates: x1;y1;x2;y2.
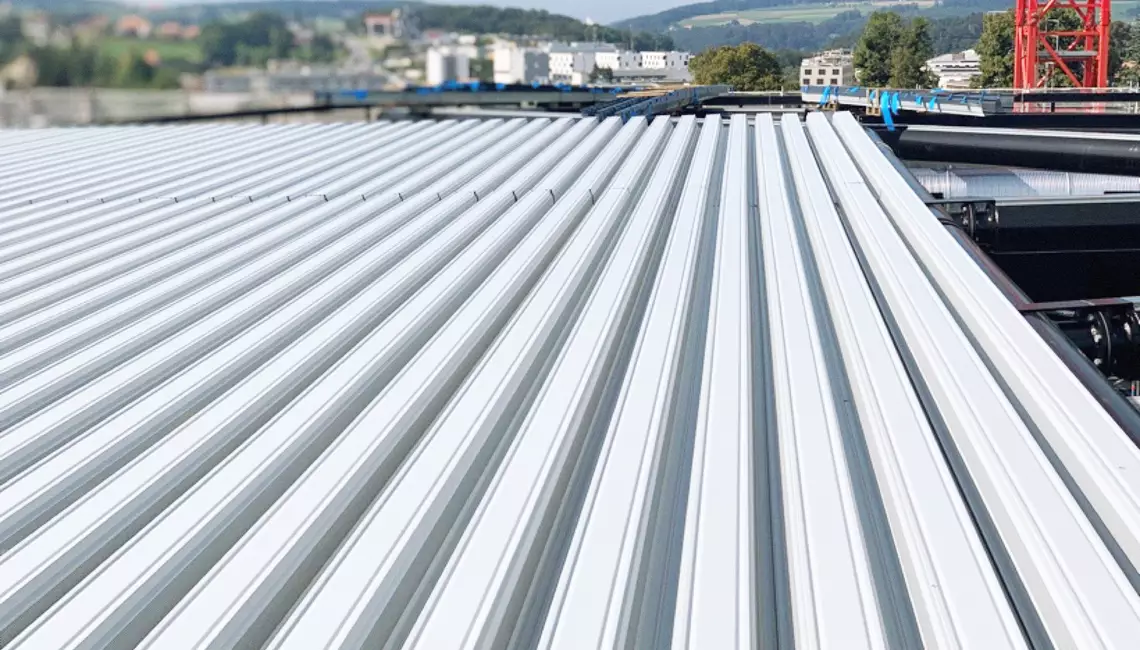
426;48;471;85
116;15;153;39
21;13;50;46
288;22;315;46
547;43;618;83
156;22;185;40
73;15;110;42
0;54;36;89
800;49;854;87
493;45;549;85
595;50;641;71
640;51;692;71
591;49;693;83
364;11;405;46
926;49;981;89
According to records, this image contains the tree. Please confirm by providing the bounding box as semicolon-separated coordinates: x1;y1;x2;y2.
889;17;936;87
200;12;295;67
689;43;784;91
470;58;494;82
1113;20;1140;85
855;11;904;86
976;10;1014;87
0;16;23;65
309;35;337;63
408;5;673;50
116;50;155;88
588;64;613;84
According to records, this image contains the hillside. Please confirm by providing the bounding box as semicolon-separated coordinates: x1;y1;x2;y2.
616;0;1005;30
412;5;672;47
6;1;671;48
4;0;406;20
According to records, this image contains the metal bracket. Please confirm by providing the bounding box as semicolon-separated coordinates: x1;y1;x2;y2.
925;198;998;246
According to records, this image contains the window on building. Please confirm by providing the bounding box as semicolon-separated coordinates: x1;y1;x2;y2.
816;78;824;84
830;78;838;85
832;69;840;75
802;78;810;85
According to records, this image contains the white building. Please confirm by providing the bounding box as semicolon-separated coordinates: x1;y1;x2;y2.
594;51;641;71
547;43;619;83
493;45;549;85
640;51;692;72
547;45;693;84
800;49;854;87
426;48;471;85
926;49;981;89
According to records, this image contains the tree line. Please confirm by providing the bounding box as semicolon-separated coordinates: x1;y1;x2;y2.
411;6;674;51
0;16;182;89
199;11;335;67
691;8;1140;91
854;13;935;88
0;10;339;90
689;12;937;91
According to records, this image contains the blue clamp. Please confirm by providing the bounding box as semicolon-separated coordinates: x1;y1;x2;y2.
880;92;897;131
819;85;831;106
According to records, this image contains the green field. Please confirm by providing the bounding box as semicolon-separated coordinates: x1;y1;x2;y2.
97;37;204;63
679;1;936;26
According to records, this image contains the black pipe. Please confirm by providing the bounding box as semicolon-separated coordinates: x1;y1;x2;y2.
866;111;1140;133
867;128;1140;443
873;125;1140;176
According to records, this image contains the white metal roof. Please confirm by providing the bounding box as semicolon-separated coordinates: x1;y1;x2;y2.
0;113;1137;649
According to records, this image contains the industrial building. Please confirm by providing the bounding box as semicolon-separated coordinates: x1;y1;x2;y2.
925;49;982;89
1;110;1140;649
493;45;550;85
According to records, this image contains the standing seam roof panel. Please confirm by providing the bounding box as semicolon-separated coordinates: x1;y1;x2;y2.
0;114;1137;649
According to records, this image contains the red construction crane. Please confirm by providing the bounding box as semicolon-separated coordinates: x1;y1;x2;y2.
1014;0;1111;89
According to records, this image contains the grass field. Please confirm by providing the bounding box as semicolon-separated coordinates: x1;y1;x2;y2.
98;37;204;63
679;1;937;26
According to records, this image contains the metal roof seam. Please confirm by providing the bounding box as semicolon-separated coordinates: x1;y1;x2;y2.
784;114;1026;649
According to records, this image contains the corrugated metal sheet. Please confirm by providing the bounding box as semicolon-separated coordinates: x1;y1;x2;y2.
0;113;1137;649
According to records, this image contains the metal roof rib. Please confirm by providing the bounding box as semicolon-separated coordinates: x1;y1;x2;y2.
0;113;1136;649
781;115;1026;649
834;112;1140;589
757;112;898;649
536;115;709;650
810;111;1140;649
670;113;761;650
